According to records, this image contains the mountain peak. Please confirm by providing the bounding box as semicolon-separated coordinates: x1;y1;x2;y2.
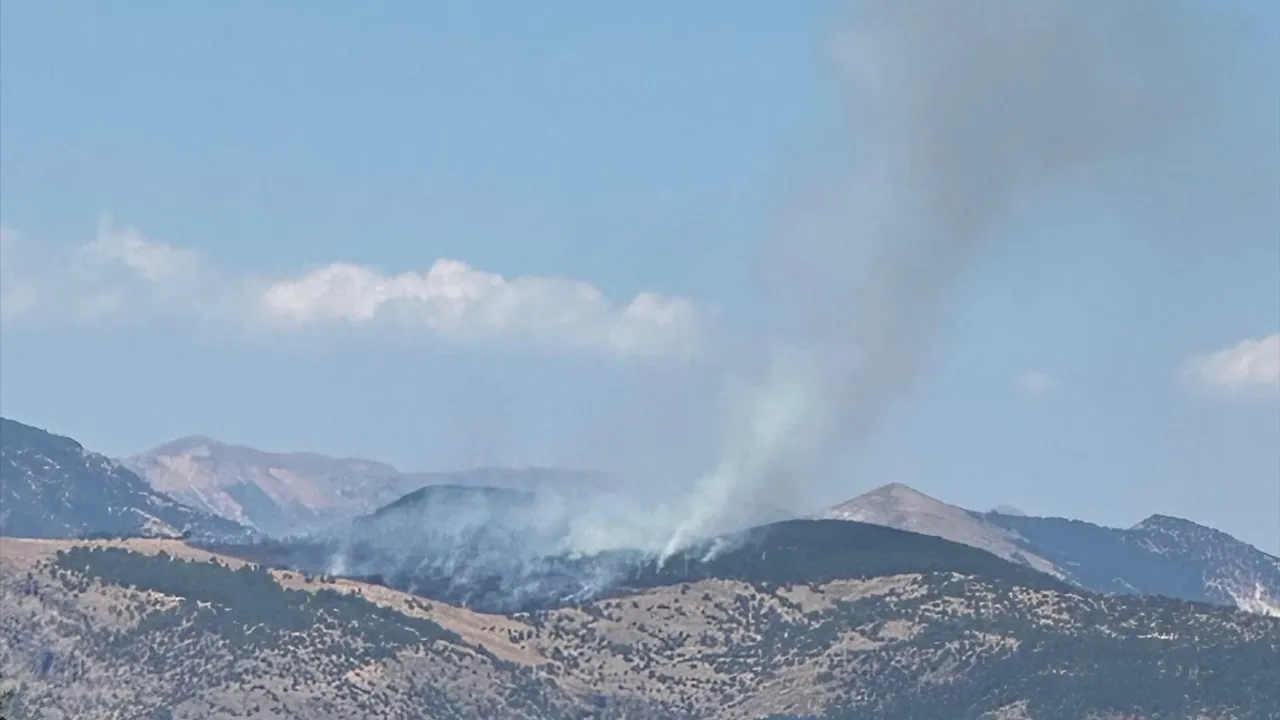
876;481;926;494
1130;514;1253;549
826;482;948;517
823;483;971;531
148;434;223;456
368;483;537;519
821;482;1067;580
990;505;1027;517
1131;514;1215;534
1135;513;1196;526
2;416;84;452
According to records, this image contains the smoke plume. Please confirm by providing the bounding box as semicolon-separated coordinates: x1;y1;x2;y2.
664;0;1234;552
289;0;1261;607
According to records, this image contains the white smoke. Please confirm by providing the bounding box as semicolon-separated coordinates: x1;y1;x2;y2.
662;0;1243;552
304;0;1264;602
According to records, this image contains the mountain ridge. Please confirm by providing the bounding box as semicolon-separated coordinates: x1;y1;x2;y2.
6;421;1280;717
821;483;1064;579
0;417;246;542
825;482;1280;616
125;435;603;535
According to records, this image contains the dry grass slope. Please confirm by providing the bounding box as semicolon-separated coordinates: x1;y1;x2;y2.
1;537;1277;720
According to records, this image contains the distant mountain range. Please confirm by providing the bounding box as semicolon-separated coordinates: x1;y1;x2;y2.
822;482;1280;616
0;418;245;541
6;416;1278;620
124;435;603;535
5;417;1280;717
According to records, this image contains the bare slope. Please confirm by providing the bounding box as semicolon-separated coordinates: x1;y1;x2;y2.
126;435;598;535
823;483;1280;616
822;483;1063;578
2;536;1277;720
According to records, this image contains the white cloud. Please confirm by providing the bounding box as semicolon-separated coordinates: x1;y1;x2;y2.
1184;333;1280;400
0;228;41;321
80;215;207;284
1012;370;1057;397
0;218;705;361
259;259;704;359
0;216;217;324
66;216;217;323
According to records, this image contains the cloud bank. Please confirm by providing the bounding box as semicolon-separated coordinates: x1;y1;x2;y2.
261;260;702;359
0;216;704;361
1185;334;1280;400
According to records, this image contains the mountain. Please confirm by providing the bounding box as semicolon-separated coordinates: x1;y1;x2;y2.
123;436;416;535
362;482;541;521
984;510;1280;616
2;530;1277;719
125;436;601;535
210;515;1070;614
823;483;1280;615
0;418;245;541
823;484;1064;579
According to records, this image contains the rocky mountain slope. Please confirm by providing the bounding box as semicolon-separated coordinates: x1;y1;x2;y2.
985;510;1280;616
0;418;245;542
823;483;1280;616
823;484;1061;578
2;532;1276;720
124;436;600;536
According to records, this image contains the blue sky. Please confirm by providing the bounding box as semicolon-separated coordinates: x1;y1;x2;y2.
2;1;1278;551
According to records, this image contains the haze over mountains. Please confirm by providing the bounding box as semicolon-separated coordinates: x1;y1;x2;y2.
6;416;1278;618
124;434;603;536
4;415;1280;718
121;431;1280;620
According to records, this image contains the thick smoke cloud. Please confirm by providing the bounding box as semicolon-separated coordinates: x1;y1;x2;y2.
664;0;1238;551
